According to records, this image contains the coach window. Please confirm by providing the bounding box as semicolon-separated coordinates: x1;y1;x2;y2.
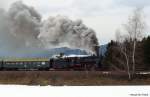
41;62;45;65
33;62;36;65
24;62;27;65
28;62;31;64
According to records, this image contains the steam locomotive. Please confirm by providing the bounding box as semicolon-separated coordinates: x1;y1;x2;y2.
0;46;101;71
0;55;101;71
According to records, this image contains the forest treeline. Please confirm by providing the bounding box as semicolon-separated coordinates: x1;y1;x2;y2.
102;36;150;71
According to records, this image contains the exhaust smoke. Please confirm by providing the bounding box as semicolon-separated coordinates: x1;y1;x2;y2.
39;16;99;54
0;1;99;56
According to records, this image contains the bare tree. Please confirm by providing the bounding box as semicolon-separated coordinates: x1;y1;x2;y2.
116;8;146;79
116;30;131;80
124;8;146;75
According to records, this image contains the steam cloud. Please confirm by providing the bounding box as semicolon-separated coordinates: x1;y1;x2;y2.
0;1;42;50
0;1;99;55
39;16;99;54
8;1;42;48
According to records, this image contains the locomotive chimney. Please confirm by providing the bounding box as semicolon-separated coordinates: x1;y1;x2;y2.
94;45;100;57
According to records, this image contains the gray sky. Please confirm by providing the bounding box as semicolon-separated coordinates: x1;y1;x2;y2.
0;0;150;44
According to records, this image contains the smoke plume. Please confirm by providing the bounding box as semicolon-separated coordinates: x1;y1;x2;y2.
0;1;99;56
8;1;42;47
39;16;99;54
0;1;42;49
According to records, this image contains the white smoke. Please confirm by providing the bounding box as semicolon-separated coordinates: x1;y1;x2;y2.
0;1;99;56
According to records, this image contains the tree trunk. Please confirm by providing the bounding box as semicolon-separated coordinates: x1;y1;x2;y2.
124;52;131;80
132;40;136;75
120;46;131;80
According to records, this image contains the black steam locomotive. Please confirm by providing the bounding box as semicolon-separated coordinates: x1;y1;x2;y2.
0;55;101;71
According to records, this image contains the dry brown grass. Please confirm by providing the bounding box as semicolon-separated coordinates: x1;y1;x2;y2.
0;71;149;86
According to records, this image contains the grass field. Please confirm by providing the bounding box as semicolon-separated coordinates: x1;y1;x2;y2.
0;71;150;86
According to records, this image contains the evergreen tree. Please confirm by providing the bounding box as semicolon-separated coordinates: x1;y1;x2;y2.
143;36;150;69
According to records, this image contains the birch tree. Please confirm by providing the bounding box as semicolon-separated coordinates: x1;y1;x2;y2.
116;30;131;80
124;8;146;75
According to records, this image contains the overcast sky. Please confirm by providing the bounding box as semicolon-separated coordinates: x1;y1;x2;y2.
0;0;150;45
